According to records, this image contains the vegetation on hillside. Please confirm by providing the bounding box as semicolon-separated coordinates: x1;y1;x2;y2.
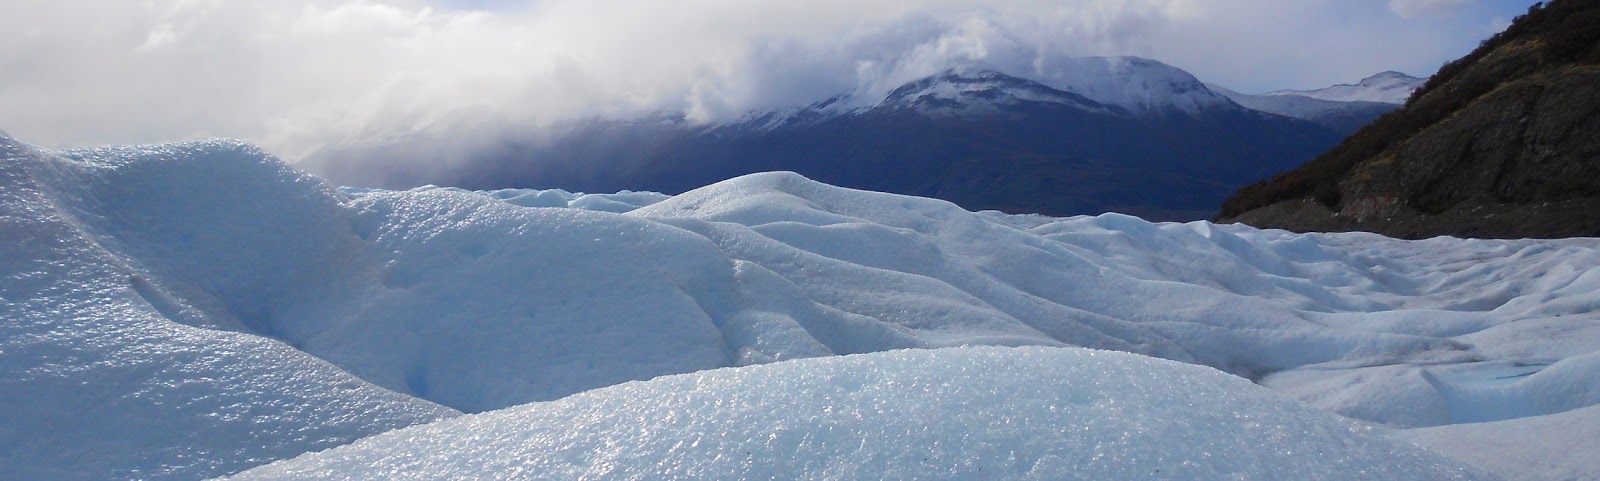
1219;0;1600;220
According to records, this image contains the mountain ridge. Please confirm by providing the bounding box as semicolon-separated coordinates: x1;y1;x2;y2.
307;57;1345;220
1210;82;1410;136
1265;71;1425;104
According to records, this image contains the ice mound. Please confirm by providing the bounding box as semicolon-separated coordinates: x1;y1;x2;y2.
635;171;1600;428
5;133;1599;480
228;347;1493;481
0;136;458;481
1394;403;1600;481
343;185;669;212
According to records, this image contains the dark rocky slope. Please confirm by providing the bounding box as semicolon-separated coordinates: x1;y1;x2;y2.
1219;0;1600;238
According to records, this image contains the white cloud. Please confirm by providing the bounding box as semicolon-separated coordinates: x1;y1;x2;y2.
1389;0;1471;19
0;0;1528;167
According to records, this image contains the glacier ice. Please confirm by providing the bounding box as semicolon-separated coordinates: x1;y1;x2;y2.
226;347;1494;481
0;135;458;481
2;131;1598;480
1394;403;1600;481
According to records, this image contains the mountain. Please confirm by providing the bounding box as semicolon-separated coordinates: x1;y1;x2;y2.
1265;71;1425;104
1211;80;1410;136
308;57;1344;221
1219;0;1600;239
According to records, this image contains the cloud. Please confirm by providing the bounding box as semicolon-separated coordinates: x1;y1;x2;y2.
1389;0;1471;19
0;0;1530;170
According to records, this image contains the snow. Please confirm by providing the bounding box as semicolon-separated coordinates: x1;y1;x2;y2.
227;347;1493;481
714;93;861;132
3;131;1598;480
720;56;1236;128
1394;403;1600;481
0;133;459;481
1210;82;1397;122
1266;71;1425;104
343;185;669;213
875;67;1116;117
875;57;1235;116
1031;56;1235;115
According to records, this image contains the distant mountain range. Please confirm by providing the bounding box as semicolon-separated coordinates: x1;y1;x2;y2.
1266;71;1425;104
309;58;1420;220
1211;71;1422;135
1220;0;1600;238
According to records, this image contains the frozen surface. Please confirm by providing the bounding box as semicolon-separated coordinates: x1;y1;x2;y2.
228;347;1493;481
342;185;669;213
1394;403;1600;481
4;130;1598;480
0;133;458;481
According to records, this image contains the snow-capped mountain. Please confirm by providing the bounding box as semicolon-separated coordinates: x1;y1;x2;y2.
1266;71;1426;104
715;58;1230;132
1207;71;1428;135
875;67;1117;116
706;67;1115;132
1033;56;1236;115
1211;82;1404;135
307;57;1342;221
728;57;1238;126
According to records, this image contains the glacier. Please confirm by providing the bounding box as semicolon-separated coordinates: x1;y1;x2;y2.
225;347;1492;481
2;130;1597;480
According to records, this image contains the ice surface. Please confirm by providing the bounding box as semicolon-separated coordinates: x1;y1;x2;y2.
0;134;459;481
5;131;1598;480
227;347;1494;481
1394;403;1600;481
343;185;669;213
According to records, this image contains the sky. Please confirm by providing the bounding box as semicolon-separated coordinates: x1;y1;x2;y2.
0;0;1540;162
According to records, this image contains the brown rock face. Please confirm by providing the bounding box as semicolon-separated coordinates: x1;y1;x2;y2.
1218;0;1600;239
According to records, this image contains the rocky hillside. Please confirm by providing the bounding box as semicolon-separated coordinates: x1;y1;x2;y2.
1219;0;1600;239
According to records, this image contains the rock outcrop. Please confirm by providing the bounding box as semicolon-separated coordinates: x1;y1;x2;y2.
1219;0;1600;239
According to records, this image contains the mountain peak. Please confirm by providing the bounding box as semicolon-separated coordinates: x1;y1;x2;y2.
1266;71;1426;105
886;67;1023;95
716;56;1247;132
1028;56;1234;116
877;67;1111;116
1366;71;1417;82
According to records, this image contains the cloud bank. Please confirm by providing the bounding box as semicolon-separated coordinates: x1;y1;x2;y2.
1390;0;1472;19
0;0;1530;164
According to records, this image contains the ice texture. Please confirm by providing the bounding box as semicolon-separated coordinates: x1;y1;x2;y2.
1394;403;1600;481
3;131;1597;480
227;347;1494;481
342;185;669;213
0;133;459;481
